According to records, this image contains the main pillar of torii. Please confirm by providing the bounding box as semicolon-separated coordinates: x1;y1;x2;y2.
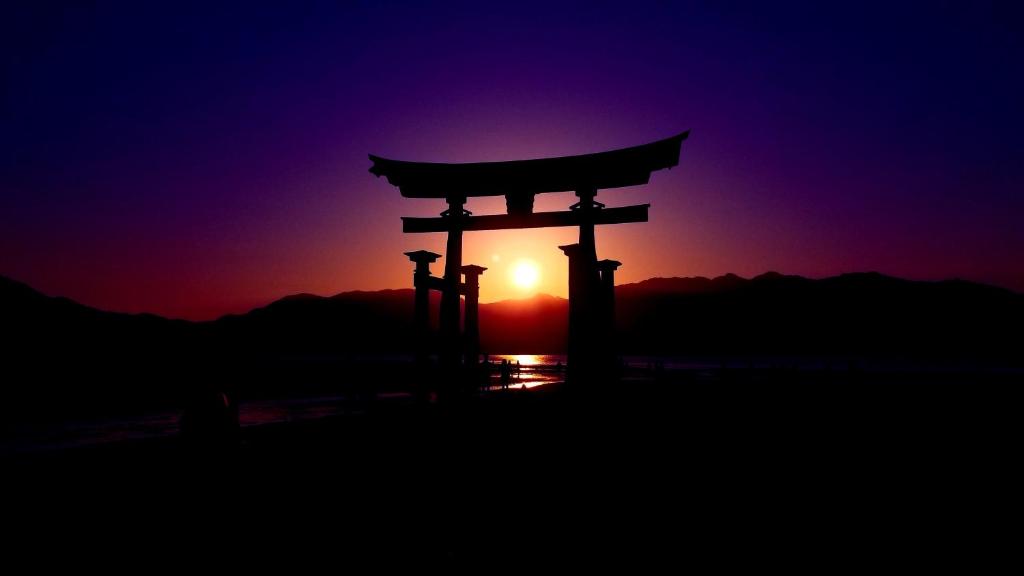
372;131;688;394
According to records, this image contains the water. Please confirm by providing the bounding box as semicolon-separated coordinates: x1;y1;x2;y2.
3;355;571;453
0;354;756;453
3;395;361;454
10;353;1006;454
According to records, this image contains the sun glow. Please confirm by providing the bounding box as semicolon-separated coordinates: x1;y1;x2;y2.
510;259;540;290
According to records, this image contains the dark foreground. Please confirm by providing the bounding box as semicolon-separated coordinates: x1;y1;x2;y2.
6;369;1021;569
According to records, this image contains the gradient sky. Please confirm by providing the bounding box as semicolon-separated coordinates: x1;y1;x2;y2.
2;1;1022;319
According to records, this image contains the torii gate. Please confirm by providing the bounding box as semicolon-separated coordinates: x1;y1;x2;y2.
370;131;688;395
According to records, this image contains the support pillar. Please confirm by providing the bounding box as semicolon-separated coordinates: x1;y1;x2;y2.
597;259;621;370
560;243;591;386
406;251;441;360
460;265;487;367
406;250;441;402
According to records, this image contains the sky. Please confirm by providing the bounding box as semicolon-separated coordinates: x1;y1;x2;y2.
2;1;1021;320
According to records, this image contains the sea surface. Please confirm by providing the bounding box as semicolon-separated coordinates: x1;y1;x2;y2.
5;354;1017;454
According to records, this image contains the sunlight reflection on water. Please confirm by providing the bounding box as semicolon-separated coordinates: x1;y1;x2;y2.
485;354;566;389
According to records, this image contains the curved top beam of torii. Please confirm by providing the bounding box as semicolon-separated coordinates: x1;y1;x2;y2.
369;131;688;199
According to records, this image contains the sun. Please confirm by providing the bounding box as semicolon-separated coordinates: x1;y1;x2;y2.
510;259;540;290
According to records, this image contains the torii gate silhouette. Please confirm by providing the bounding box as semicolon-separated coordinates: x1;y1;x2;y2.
370;131;688;399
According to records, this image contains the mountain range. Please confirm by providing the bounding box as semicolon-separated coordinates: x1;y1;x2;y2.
4;271;1021;357
2;271;1021;419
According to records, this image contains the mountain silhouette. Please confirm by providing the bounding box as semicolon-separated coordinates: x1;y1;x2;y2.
2;271;1021;423
5;272;1021;358
479;293;567;353
615;271;1023;358
5;271;1022;357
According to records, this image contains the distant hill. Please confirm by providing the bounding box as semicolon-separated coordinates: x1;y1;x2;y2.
211;287;425;356
614;271;1023;359
1;275;195;419
479;293;567;353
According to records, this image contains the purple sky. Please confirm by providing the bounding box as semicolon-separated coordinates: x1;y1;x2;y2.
2;1;1022;319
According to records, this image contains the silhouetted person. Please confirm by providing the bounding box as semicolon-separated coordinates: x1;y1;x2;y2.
515;360;521;380
500;360;511;390
481;354;492;392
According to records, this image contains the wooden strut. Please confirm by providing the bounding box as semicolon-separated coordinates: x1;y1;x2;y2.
401;204;650;233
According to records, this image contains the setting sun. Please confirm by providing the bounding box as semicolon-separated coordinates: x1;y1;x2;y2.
510;259;540;290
